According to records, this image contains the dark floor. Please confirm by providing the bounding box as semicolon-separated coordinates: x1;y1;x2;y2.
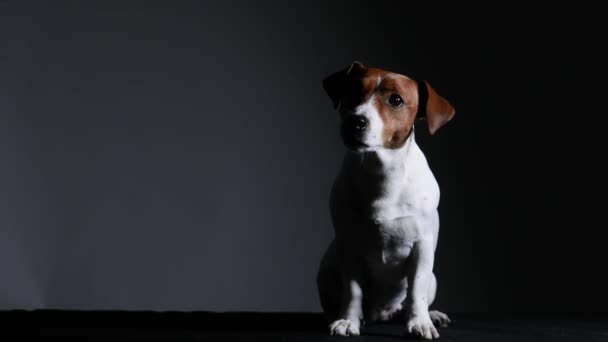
2;310;607;341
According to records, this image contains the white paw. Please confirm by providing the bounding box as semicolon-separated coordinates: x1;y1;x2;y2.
406;315;439;340
329;319;360;336
429;310;451;327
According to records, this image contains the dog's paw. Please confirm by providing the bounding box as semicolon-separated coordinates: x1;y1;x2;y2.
329;319;360;336
406;315;439;340
429;310;451;327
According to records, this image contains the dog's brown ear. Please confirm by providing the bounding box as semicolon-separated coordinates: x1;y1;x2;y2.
417;80;455;135
322;61;366;109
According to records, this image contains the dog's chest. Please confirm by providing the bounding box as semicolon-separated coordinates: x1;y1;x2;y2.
334;142;439;265
374;218;416;265
350;150;437;265
365;179;435;265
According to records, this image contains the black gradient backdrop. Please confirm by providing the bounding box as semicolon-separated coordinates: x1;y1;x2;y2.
1;1;606;314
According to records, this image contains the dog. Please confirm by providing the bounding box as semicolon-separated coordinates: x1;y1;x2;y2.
316;62;455;340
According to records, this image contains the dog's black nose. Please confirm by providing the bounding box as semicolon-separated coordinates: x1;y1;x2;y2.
346;115;368;131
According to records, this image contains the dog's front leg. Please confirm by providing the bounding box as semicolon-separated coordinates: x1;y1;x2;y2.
329;266;363;336
405;238;439;340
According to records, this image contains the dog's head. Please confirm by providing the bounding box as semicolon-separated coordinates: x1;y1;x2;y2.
323;62;455;152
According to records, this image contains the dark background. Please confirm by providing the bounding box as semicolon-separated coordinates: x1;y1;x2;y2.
1;1;606;314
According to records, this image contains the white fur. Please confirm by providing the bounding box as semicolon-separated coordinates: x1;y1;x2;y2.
354;95;384;149
317;108;448;339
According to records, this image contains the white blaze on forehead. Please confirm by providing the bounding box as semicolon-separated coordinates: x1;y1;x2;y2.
355;95;384;148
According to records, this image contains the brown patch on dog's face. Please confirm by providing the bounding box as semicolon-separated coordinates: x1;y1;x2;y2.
370;71;420;149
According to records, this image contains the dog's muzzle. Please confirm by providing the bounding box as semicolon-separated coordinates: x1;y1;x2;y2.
341;115;368;149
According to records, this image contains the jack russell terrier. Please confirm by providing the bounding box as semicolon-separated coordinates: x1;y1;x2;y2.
316;62;455;340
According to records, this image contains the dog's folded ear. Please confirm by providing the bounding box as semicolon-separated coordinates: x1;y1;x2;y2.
322;61;366;109
417;80;455;135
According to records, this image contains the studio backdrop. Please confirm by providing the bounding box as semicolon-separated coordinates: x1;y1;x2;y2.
2;1;606;314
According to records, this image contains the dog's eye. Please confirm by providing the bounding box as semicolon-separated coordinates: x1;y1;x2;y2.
387;94;404;107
